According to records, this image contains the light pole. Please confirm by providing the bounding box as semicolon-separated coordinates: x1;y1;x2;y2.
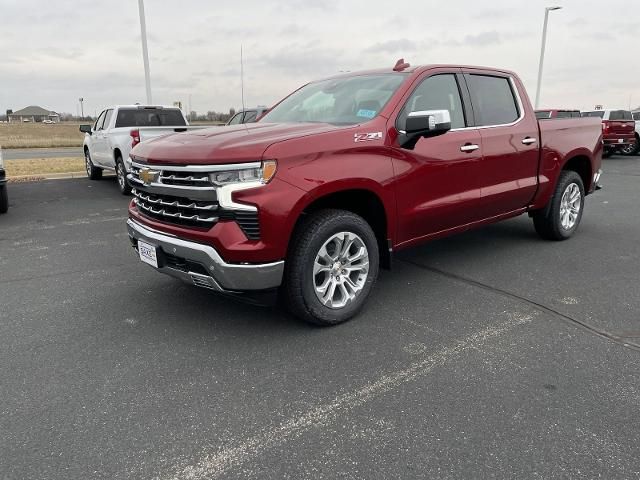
79;97;84;119
534;6;562;109
138;0;152;104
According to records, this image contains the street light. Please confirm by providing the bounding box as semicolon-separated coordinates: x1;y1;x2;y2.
534;6;562;109
138;0;152;104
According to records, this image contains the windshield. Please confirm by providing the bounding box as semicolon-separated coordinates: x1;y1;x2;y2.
260;74;407;125
115;108;186;128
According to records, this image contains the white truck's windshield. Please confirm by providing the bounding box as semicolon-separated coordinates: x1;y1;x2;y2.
260;74;407;125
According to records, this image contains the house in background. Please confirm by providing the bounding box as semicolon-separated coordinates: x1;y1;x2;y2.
8;106;60;123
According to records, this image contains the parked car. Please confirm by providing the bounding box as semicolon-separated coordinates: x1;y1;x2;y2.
80;105;207;194
126;61;603;326
226;106;269;125
625;110;640;155
582;109;635;157
0;149;8;213
535;109;581;119
42;119;55;124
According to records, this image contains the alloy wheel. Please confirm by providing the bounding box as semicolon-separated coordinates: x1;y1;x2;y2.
313;231;369;309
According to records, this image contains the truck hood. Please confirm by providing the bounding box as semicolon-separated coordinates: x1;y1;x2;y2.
131;122;342;165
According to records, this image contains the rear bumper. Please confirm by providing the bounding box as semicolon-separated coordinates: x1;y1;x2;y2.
126;218;284;292
603;134;635;146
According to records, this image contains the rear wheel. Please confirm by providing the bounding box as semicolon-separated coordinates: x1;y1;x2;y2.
532;170;585;241
115;156;131;195
283;209;379;326
0;184;8;214
602;148;613;158
85;149;102;180
621;136;640;155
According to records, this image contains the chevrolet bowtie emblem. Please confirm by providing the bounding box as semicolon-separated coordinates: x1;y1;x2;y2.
139;168;159;185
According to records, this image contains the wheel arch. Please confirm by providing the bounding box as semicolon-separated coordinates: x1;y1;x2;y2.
562;154;592;192
287;185;393;269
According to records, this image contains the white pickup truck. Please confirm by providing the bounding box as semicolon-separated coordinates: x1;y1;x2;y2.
80;105;206;194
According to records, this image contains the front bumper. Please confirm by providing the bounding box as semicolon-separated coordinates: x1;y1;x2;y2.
0;168;6;185
126;218;284;292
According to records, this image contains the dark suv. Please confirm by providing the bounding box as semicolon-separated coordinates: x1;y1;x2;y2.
0;149;8;213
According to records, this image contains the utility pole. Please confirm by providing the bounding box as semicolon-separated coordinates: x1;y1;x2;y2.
79;97;84;119
138;0;152;104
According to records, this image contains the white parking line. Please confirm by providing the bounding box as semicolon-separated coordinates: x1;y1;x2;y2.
166;312;535;480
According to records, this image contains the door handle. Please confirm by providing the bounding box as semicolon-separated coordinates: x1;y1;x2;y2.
460;143;480;152
522;137;537;145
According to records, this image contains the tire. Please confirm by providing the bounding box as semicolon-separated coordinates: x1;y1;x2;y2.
283;209;380;326
602;148;613;158
115;156;131;195
620;140;638;156
532;170;585;241
0;185;8;214
85;149;102;180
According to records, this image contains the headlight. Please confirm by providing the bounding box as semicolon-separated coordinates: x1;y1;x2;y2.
209;160;277;186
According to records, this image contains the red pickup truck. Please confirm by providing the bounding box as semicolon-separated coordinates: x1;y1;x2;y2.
126;62;603;325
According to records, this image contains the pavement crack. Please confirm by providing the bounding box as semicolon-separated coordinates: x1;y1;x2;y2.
399;258;640;353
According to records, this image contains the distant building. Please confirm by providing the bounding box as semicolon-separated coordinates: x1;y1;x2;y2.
8;106;60;123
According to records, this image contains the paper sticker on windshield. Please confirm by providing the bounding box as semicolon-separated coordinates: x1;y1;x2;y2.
354;132;383;143
356;109;377;119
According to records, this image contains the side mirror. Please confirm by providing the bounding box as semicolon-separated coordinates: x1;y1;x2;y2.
399;109;452;149
79;124;92;134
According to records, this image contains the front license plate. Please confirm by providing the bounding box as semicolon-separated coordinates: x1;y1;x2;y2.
138;240;158;268
618;139;624;143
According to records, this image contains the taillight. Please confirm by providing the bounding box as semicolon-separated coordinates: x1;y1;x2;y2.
130;129;141;148
602;121;609;133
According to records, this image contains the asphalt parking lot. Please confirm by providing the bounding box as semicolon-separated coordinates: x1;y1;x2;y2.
1;156;639;480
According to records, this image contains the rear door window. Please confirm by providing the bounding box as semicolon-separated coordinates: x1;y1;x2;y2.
115;108;186;128
466;74;520;126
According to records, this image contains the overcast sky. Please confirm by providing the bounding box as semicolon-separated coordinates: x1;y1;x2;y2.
1;0;638;116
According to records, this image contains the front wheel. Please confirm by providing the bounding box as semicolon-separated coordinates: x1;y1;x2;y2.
85;149;102;180
0;184;8;214
283;209;379;326
532;170;585;241
115;156;131;195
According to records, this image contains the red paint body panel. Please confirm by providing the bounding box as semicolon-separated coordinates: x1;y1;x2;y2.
128;64;602;265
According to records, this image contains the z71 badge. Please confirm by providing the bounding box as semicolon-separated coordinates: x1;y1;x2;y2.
354;132;383;143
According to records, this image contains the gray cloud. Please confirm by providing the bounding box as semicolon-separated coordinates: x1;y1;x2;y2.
0;0;638;114
364;39;419;54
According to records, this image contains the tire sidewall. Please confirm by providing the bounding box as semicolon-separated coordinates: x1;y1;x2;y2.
299;215;379;323
551;172;585;239
116;157;130;194
85;150;93;178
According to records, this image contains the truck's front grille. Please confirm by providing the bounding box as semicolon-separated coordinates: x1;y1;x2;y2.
128;160;261;239
132;188;218;227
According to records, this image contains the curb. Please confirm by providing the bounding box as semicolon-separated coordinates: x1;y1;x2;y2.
8;172;92;183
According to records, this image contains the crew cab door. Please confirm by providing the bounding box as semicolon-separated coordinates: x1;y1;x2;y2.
390;70;483;244
462;70;539;217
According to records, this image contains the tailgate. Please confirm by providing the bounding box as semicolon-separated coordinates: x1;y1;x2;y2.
608;120;635;134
